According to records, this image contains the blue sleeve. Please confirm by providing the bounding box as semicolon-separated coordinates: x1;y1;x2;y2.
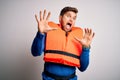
31;32;45;56
78;47;90;72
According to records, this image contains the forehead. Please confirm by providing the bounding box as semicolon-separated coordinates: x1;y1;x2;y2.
64;11;77;16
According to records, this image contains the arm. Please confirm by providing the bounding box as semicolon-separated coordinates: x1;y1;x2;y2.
78;47;90;72
31;32;45;56
75;28;95;72
31;10;57;56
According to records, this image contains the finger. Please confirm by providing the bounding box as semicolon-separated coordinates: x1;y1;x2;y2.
43;10;46;20
90;31;95;38
35;14;39;23
46;12;51;20
84;28;87;34
89;28;92;34
40;11;43;21
84;28;89;35
92;32;95;38
88;28;92;36
87;28;89;33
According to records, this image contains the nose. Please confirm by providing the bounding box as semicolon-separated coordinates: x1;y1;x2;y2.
69;18;73;23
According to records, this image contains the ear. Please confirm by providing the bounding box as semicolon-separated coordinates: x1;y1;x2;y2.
59;16;62;23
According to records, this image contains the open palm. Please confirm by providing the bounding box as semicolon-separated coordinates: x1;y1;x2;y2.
75;28;95;47
35;10;57;34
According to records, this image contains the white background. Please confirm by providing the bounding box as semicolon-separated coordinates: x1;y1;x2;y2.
0;0;120;80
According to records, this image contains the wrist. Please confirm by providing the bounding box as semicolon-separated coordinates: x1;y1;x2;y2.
82;45;91;50
38;30;45;35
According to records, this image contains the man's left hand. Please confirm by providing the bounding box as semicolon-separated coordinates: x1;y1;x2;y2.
75;28;95;48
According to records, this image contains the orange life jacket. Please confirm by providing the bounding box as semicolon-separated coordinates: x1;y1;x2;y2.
44;22;83;67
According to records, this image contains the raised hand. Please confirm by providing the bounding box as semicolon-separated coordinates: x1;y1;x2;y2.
35;10;57;34
75;28;95;48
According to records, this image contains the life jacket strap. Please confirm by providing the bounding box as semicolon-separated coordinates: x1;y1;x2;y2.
44;70;75;80
45;50;80;59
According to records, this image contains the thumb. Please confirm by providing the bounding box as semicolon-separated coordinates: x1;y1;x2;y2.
74;37;85;44
74;37;81;42
48;27;58;31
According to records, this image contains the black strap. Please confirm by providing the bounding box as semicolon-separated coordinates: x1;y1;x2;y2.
45;50;79;59
44;70;75;80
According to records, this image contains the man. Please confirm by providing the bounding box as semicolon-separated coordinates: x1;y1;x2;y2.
31;6;95;80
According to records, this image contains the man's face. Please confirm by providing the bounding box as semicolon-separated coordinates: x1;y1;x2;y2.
59;11;77;32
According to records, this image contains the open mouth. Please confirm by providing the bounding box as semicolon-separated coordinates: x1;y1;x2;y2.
65;23;72;31
67;23;72;27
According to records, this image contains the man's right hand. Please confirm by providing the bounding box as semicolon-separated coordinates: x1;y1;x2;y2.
35;10;57;34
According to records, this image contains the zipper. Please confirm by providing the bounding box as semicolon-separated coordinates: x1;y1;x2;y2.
65;32;68;50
